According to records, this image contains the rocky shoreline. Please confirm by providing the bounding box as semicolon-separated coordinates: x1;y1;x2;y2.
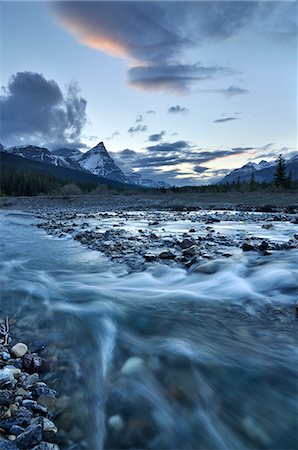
0;318;60;450
33;209;298;272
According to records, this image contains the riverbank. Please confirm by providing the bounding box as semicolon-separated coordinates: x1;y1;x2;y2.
1;191;298;214
0;318;60;449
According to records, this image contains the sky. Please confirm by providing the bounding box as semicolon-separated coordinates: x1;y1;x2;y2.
0;0;297;185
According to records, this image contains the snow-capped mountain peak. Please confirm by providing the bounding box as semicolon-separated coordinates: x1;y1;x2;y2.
77;142;126;182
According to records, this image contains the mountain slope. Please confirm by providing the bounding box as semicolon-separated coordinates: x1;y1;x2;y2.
77;142;126;183
222;155;298;184
6;145;81;170
0;151;128;187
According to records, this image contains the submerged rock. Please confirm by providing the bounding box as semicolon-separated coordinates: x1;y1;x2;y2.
121;357;145;375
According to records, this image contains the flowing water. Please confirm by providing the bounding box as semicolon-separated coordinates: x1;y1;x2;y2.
0;210;297;449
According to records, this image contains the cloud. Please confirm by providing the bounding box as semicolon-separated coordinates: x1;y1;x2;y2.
128;63;231;93
107;130;120;140
193;165;209;173
147;131;166;142
112;142;257;185
146;140;191;153
214;117;238;123
52;1;287;93
0;71;87;147
135;114;144;123
168;105;189;115
127;124;148;135
146;110;156;115
200;85;250;97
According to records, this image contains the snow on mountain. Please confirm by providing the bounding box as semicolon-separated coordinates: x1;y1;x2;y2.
126;172;170;188
1;140;170;187
5;145;80;170
76;142;126;183
222;154;298;184
51;147;82;161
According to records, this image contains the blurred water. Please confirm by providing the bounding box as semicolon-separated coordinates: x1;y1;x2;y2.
0;210;297;449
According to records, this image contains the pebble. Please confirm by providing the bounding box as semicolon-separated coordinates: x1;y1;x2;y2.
121;357;145;375
0;368;15;387
108;415;124;432
10;343;28;358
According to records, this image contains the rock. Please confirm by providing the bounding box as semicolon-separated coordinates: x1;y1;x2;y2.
121;357;145;375
108;415;124;432
242;242;255;251
10;344;28;358
262;223;273;229
258;240;269;251
182;245;197;257
179;238;193;249
0;437;17;450
16;423;42;448
32;443;60;450
42;418;58;442
36;395;56;410
10;425;25;437
23;373;39;388
1;351;11;361
0;390;14;406
0;368;15;387
144;254;157;262
159;251;175;260
22;354;48;374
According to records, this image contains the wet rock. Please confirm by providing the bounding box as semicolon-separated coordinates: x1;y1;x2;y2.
16;423;42;448
182;245;197;257
42;418;58;442
262;223;273;229
32;443;60;450
0;390;14;406
159;251;175;260
108;415;124;432
23;373;39;388
121;357;144;375
10;425;25;437
242;242;255;251
144;254;157;262
258;240;269;251
0;368;15;387
0;437;17;450
179;238;193;249
22;354;48;374
1;351;11;361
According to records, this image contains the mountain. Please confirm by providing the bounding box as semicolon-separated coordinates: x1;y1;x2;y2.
1;141;169;188
6;145;80;170
51;147;82;160
76;142;126;183
125;172;170;188
222;154;298;184
0;151;128;188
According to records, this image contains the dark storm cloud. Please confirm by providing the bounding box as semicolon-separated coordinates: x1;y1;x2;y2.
168;105;189;115
127;124;148;135
52;1;286;93
147;131;166;142
0;72;87;147
214;117;238;123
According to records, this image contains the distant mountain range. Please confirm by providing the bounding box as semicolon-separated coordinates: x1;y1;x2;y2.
1;141;297;187
221;154;298;184
0;142;169;188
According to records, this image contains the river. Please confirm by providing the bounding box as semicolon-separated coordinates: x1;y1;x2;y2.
0;209;297;449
